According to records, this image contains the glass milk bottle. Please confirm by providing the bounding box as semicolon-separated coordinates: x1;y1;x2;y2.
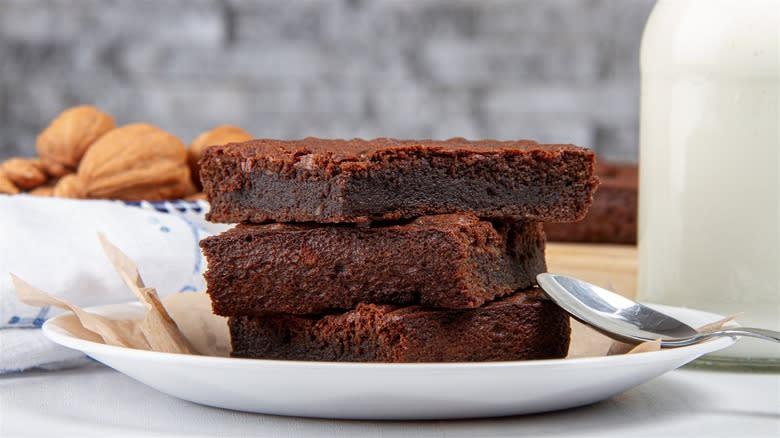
638;0;779;369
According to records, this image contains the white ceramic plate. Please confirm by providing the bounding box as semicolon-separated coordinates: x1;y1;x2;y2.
42;302;734;420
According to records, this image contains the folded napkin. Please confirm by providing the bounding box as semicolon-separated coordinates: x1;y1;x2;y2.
0;195;230;373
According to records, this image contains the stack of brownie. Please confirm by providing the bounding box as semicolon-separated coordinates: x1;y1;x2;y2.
199;138;598;362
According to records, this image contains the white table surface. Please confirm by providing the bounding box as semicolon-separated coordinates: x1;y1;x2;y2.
1;361;778;438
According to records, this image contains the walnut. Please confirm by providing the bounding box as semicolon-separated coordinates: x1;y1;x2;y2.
36;105;115;176
76;123;196;201
0;170;20;194
185;191;207;201
52;174;85;198
1;157;47;190
29;184;55;197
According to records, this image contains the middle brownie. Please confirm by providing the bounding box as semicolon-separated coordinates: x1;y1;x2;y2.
200;214;546;315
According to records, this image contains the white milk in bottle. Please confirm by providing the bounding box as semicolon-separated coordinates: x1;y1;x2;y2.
639;0;779;368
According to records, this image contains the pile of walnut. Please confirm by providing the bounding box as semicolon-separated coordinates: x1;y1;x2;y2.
0;105;252;200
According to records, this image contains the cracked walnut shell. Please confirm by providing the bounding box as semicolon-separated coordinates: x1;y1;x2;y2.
76;123;196;201
36;105;115;176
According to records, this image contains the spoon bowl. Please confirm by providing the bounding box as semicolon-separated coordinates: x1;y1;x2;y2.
537;273;780;347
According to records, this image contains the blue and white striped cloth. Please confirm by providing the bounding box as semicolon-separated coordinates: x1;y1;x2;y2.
0;195;230;373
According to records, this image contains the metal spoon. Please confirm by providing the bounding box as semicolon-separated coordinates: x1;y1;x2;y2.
536;273;780;347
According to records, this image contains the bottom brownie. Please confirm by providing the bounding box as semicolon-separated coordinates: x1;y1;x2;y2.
229;288;570;363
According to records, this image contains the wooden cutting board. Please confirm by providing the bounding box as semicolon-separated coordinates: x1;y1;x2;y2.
546;243;638;299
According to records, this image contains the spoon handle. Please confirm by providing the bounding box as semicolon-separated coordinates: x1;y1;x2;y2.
661;327;780;348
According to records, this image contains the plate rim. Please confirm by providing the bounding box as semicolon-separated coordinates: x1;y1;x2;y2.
41;301;736;370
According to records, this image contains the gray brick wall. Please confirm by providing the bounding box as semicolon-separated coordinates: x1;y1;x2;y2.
0;0;654;162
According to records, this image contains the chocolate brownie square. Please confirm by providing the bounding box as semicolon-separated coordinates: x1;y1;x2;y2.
201;214;546;315
201;138;598;224
229;288;571;362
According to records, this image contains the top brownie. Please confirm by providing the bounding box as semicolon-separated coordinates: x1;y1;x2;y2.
201;137;598;224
